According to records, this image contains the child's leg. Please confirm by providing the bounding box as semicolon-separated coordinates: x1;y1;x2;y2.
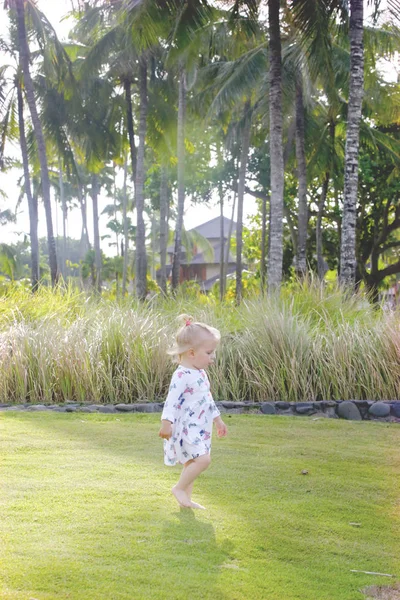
172;454;211;508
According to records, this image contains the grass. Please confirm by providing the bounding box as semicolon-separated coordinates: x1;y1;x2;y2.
1;413;400;600
1;282;400;403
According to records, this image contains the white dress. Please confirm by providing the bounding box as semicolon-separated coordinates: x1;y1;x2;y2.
161;366;221;466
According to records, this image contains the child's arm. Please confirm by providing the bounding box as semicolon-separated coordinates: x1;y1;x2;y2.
159;419;173;439
214;415;228;438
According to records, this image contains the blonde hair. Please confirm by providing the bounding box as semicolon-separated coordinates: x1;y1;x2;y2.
167;314;221;358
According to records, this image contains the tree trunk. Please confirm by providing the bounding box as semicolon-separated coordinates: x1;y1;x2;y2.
58;157;67;279
124;79;137;184
113;164;119;257
268;0;285;292
316;172;330;279
172;66;186;292
339;0;364;289
217;142;225;301
219;193;225;301
78;184;91;255
135;54;148;301
17;75;40;292
225;192;236;292
17;75;39;292
91;173;102;293
236;101;252;305
122;153;129;296
295;77;308;277
159;165;168;295
260;192;269;295
15;0;58;286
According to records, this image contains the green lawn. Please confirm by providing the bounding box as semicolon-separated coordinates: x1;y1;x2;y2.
1;413;399;600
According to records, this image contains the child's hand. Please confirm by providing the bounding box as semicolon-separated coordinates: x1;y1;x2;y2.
214;417;228;438
159;420;173;440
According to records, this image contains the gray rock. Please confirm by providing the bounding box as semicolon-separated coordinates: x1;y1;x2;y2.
221;402;246;408
391;402;400;418
337;401;362;420
115;404;135;412
52;407;67;412
98;406;116;413
79;407;96;413
368;402;390;418
276;402;290;409
295;403;317;415
28;405;49;411
317;401;338;408
0;403;11;408
65;406;77;412
131;403;158;413
261;402;276;415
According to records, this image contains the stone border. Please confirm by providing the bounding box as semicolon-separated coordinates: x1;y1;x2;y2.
1;400;399;422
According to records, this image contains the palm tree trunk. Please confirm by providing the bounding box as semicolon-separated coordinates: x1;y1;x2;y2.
15;0;58;286
219;193;225;301
295;77;308;277
339;0;364;288
316;172;330;279
268;0;285;292
236;101;252;305
135;54;148;301
159;165;168;295
17;76;39;292
58;157;67;279
78;183;91;255
91;174;102;293
217;142;225;301
260;192;269;295
172;66;186;292
225;192;236;291
122;153;129;296
124;79;137;183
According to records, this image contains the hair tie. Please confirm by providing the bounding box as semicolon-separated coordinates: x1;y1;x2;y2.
185;320;191;327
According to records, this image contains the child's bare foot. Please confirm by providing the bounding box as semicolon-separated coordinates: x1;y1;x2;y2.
172;486;192;508
190;501;206;510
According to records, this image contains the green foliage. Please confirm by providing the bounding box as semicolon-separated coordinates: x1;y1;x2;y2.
0;283;399;404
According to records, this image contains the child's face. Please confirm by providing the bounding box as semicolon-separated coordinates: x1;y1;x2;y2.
189;338;218;370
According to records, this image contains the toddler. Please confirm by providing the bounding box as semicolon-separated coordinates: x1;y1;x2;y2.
158;315;227;509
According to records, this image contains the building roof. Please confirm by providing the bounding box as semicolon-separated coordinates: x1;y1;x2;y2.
184;241;235;265
189;216;237;239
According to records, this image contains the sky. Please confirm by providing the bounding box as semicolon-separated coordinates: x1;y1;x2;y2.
0;0;398;258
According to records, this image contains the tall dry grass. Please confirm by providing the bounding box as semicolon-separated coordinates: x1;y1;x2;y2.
0;282;399;403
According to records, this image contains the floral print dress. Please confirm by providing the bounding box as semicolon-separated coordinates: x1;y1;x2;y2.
161;366;221;466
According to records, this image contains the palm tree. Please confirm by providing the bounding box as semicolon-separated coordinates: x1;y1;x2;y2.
11;0;58;285
295;74;308;277
267;0;284;291
171;65;186;292
339;0;364;288
236;100;252;304
17;75;39;289
135;53;149;300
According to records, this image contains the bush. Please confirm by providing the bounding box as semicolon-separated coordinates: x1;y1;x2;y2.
0;282;399;403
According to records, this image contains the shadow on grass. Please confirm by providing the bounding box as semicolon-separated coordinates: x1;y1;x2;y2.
160;508;235;599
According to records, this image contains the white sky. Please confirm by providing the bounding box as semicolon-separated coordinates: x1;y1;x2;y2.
0;0;398;258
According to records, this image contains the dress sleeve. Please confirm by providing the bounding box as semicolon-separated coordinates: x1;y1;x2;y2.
161;370;187;423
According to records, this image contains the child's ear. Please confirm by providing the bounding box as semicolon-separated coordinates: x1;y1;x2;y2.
188;348;195;357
